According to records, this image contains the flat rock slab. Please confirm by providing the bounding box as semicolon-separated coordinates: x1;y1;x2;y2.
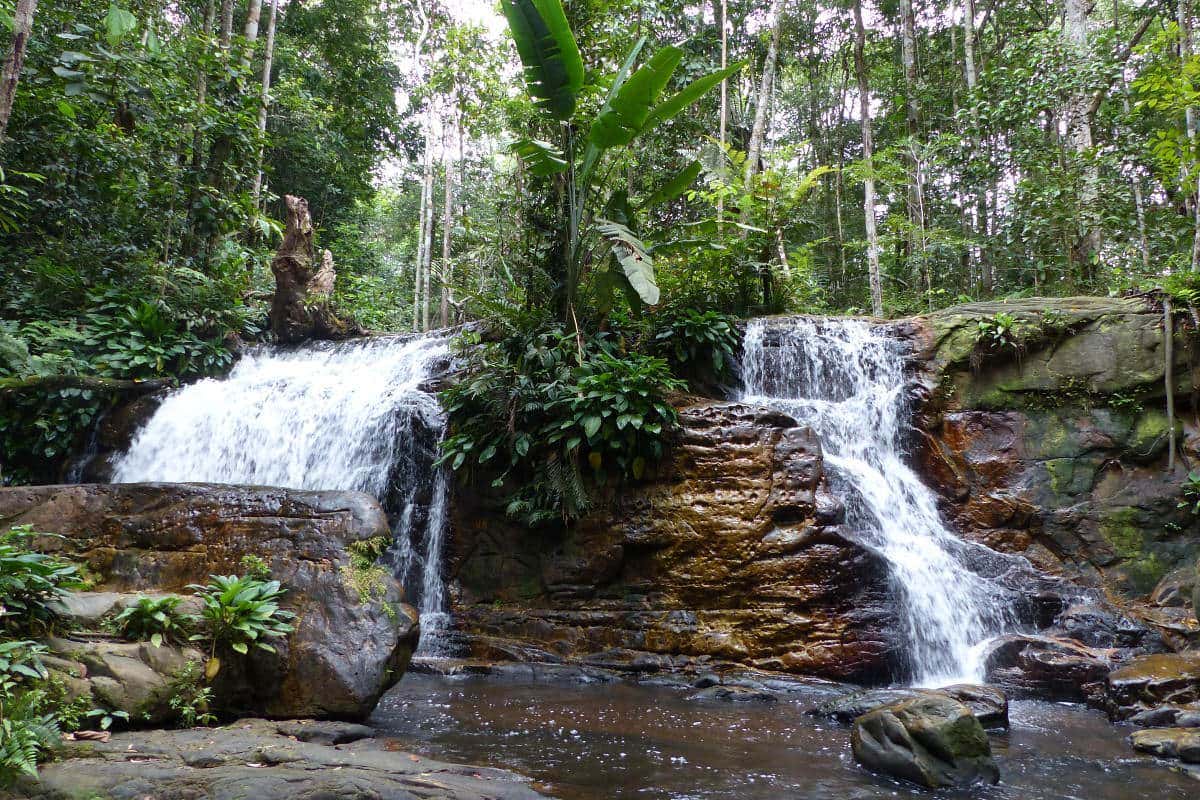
1130;727;1200;763
1106;652;1200;720
8;719;546;800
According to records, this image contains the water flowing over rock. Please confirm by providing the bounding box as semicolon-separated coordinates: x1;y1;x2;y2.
739;317;1022;685
907;297;1200;600
111;334;454;654
449;400;902;682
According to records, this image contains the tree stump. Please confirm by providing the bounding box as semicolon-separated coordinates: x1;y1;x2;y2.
269;195;363;344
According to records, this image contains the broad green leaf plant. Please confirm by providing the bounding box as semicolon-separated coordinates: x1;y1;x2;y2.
501;0;742;321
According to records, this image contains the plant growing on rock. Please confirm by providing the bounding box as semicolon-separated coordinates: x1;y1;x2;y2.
0;525;80;634
111;595;190;647
187;575;295;679
439;315;684;525
167;662;215;727
1178;471;1200;515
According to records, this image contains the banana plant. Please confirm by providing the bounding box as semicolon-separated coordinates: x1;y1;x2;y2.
501;0;743;319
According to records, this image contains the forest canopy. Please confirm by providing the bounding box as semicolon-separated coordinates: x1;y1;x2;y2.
3;0;1200;485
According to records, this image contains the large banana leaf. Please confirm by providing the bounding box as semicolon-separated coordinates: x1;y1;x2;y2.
596;219;659;306
640;160;703;208
641;61;746;133
510;138;569;176
502;0;584;120
589;45;684;149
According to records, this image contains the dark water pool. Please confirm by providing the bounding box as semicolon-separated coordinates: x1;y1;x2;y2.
371;671;1198;800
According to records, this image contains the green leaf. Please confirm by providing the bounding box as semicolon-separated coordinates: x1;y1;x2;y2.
596;219;659;306
501;0;583;120
582;415;602;438
642;61;746;133
231;641;249;655
640;160;703;208
104;3;138;48
510;137;569;176
150;633;163;648
590;45;683;149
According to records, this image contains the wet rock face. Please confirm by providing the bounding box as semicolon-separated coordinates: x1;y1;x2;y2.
982;634;1113;703
850;694;1000;789
0;483;418;721
1129;727;1200;763
450;400;903;683
1105;653;1200;720
811;684;1008;730
904;297;1200;599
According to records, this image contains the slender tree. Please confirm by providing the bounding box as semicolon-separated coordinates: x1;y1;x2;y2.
251;0;279;206
853;0;883;316
0;0;37;145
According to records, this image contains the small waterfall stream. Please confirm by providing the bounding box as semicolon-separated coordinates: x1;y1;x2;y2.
112;334;453;656
740;317;1015;685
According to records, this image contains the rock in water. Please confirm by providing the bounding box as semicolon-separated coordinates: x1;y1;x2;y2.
0;483;418;721
1130;728;1200;763
1105;652;1200;720
851;694;1000;789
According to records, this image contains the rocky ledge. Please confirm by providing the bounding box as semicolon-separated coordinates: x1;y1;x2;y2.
0;483;419;721
3;719;545;800
448;399;903;683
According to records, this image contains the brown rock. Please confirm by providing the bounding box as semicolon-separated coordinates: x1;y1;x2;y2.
1106;652;1200;720
0;483;417;721
1130;727;1200;763
450;400;901;683
983;634;1112;702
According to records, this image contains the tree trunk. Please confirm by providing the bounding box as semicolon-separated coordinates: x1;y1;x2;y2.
1064;0;1100;274
439;122;455;328
240;0;264;69
963;0;991;292
269;196;363;344
251;0;278;207
413;122;432;332
0;0;37;145
900;0;923;277
717;0;728;229
219;0;235;49
741;0;784;205
853;0;883;317
421;141;435;332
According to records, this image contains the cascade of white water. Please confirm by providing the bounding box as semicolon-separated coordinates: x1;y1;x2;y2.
740;317;1014;685
112;334;454;655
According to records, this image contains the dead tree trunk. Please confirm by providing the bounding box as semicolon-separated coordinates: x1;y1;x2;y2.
269;196;363;343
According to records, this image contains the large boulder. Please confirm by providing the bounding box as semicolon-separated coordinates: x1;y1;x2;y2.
811;684;1008;730
1106;652;1200;720
7;719;546;800
449;400;903;683
0;483;418;721
850;694;1000;789
904;297;1200;600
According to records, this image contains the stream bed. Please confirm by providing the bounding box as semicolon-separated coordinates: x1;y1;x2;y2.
372;671;1198;800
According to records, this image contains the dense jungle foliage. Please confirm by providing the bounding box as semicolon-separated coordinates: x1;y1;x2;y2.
3;0;1200;488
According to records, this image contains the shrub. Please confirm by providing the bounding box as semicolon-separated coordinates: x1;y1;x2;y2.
237;554;272;581
652;308;740;382
0;526;80;634
111;595;190;647
187;575;296;678
0;641;57;786
167;662;215;727
1179;470;1200;515
439;318;684;525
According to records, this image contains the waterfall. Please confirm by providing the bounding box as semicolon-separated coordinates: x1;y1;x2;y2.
740;317;1014;685
112;334;454;656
